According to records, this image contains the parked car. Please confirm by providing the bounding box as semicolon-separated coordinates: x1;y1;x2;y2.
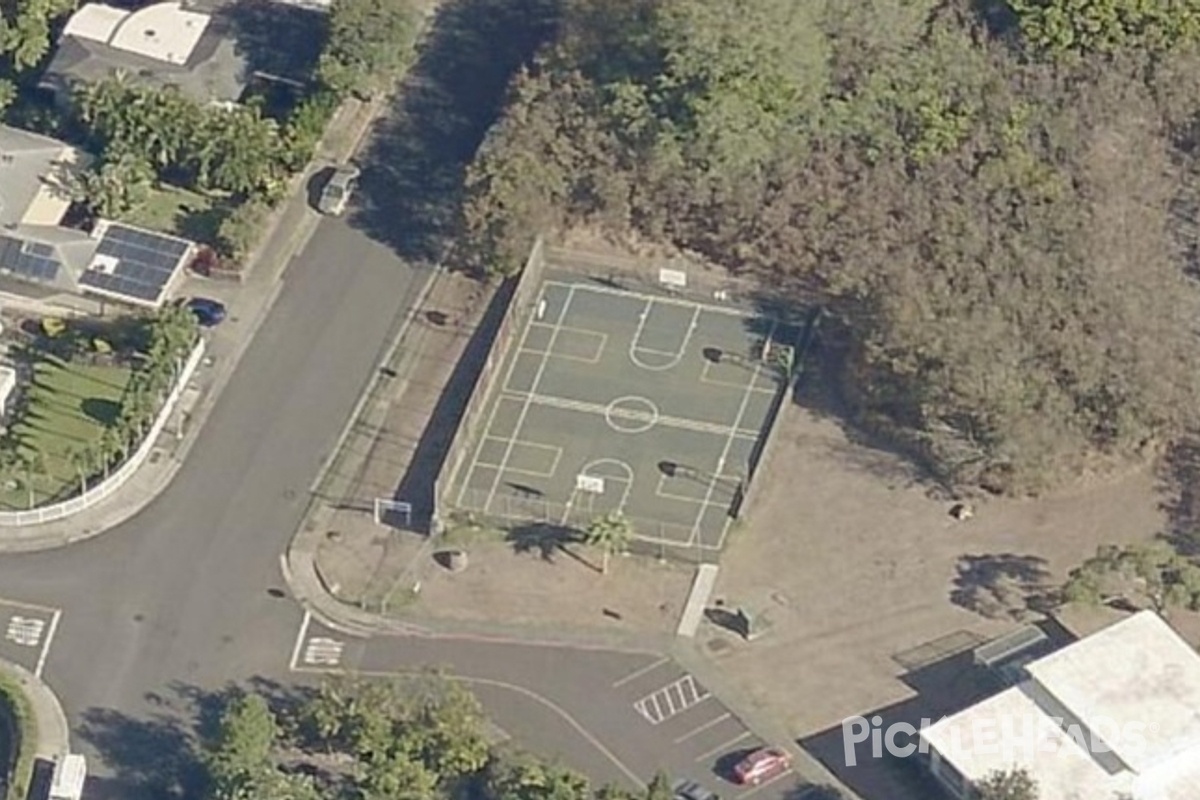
673;779;719;800
317;163;360;216
185;297;226;327
732;747;791;785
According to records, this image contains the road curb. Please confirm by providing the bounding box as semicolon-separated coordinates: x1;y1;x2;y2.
0;658;71;759
0;97;385;554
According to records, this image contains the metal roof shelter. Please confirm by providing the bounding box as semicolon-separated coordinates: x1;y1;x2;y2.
78;221;194;307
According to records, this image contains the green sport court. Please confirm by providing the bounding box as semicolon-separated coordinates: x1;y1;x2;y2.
452;278;790;551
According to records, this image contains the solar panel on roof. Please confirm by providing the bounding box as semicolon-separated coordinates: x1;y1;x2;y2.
22;241;55;258
0;236;61;284
80;224;193;304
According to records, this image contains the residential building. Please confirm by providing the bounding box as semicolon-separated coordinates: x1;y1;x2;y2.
0;125;195;308
920;610;1200;800
40;1;250;107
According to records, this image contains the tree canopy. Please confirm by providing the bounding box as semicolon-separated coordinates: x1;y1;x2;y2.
462;0;1200;494
203;674;677;800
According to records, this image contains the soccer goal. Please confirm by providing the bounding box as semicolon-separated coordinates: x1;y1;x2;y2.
374;499;412;529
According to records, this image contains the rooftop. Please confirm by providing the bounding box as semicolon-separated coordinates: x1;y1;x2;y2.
43;1;249;106
63;2;211;66
921;611;1200;800
922;686;1133;800
1026;611;1200;773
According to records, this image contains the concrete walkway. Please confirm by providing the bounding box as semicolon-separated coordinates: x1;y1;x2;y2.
0;659;70;760
0;97;381;554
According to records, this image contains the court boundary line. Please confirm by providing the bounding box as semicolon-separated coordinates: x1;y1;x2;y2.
455;284;566;509
654;472;741;505
629;301;700;371
523;325;608;364
453;280;784;550
505;390;761;439
477;437;562;478
542;279;752;317
689;320;775;548
483;286;577;512
699;360;777;394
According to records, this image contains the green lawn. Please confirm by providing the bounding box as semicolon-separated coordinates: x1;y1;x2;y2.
0;358;132;511
120;184;228;245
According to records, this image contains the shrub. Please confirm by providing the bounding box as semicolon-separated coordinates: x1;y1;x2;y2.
0;672;38;800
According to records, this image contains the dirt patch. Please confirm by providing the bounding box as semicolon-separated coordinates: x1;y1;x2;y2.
316;523;694;636
709;394;1169;738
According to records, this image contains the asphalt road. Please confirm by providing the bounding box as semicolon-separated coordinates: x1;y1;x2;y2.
0;215;429;792
0;213;805;800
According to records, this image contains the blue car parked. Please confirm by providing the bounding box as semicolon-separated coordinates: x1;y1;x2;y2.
185;297;226;327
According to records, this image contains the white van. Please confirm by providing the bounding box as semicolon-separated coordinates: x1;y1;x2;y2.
49;754;86;800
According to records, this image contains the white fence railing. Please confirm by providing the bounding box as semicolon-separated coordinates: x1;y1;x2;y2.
0;339;207;527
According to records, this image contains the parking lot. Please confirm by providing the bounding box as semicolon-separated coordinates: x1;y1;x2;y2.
0;596;61;678
611;657;794;799
289;615;798;798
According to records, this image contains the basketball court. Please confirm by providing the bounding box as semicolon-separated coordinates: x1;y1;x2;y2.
451;277;793;552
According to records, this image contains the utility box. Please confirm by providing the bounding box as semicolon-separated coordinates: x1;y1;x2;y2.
49;754;86;800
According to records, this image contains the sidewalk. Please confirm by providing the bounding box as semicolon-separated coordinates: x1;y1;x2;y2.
0;97;381;554
0;659;70;759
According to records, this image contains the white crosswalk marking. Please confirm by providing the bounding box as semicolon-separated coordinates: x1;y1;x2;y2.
5;616;44;647
303;637;344;666
634;675;710;724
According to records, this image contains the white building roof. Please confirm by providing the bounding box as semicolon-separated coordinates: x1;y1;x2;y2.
922;686;1133;800
62;4;127;43
61;2;211;66
921;611;1200;800
1026;611;1200;773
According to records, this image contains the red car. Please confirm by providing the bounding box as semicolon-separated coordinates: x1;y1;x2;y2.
732;747;791;785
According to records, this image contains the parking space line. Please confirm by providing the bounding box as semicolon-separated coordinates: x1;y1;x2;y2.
734;768;794;799
613;656;670;687
695;731;751;763
674;712;732;744
33;609;61;680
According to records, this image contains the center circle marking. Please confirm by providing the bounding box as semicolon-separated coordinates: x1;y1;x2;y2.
604;396;659;433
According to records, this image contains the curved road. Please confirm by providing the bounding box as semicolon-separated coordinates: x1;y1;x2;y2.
0;216;433;781
0;215;794;800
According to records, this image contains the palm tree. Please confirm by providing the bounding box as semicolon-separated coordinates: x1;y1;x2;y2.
66;447;93;497
19;450;46;509
585;512;634;574
99;426;122;474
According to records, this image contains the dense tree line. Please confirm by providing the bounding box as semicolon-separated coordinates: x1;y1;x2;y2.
204;674;692;800
462;0;1200;493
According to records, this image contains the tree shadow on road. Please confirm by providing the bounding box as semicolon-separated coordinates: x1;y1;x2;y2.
76;707;206;800
76;678;318;800
348;0;563;265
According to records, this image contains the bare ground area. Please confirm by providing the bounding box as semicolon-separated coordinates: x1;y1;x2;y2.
318;521;694;637
704;379;1188;797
